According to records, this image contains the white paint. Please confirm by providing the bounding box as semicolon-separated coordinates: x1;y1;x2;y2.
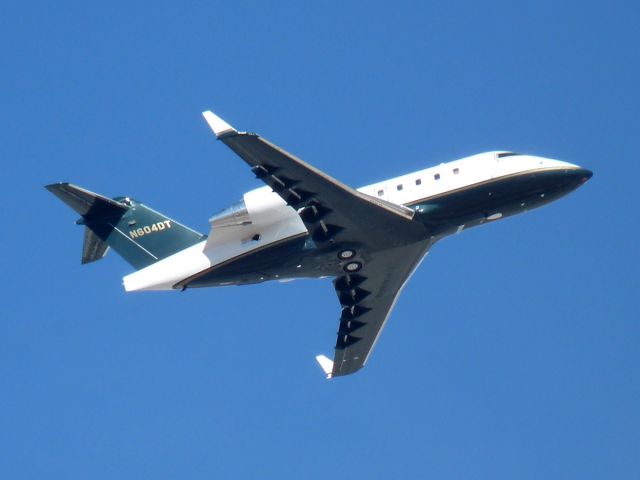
358;152;580;208
315;354;334;379
123;241;209;291
487;212;503;221
202;110;236;138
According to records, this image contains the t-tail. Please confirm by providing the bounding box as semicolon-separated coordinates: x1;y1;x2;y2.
46;183;205;269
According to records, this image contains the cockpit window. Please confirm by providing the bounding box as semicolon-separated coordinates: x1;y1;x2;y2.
497;152;521;158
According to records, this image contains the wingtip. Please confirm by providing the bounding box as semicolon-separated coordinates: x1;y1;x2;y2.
202;110;237;138
45;182;69;192
315;354;334;379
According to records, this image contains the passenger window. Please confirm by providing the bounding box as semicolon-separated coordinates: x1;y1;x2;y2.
453;168;459;175
377;189;384;197
434;173;441;180
397;184;403;191
415;179;422;186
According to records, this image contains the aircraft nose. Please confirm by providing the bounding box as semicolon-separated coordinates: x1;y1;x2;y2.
543;158;593;184
575;167;593;183
560;166;593;192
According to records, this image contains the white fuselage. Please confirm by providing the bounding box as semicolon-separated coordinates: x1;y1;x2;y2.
122;152;581;292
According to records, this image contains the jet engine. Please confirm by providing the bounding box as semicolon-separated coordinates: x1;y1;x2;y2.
207;186;308;249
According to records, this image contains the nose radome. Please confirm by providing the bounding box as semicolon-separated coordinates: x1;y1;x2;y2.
580;168;593;181
570;167;593;184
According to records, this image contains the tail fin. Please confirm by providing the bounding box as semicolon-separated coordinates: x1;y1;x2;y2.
46;183;205;269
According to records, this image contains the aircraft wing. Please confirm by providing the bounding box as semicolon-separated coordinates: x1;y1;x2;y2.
202;111;431;377
326;240;430;377
202;111;427;249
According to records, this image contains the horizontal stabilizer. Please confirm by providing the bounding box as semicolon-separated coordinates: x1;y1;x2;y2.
46;183;127;220
315;355;334;379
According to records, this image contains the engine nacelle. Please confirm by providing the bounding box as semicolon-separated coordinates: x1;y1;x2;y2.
206;186;308;251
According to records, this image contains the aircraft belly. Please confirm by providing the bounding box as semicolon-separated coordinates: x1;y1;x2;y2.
183;235;339;287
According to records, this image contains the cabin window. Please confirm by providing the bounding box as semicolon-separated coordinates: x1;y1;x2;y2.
415;179;422;186
434;173;441;180
377;189;384;197
453;168;459;175
397;184;403;191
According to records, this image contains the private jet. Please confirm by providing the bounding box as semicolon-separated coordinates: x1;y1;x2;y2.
47;111;592;378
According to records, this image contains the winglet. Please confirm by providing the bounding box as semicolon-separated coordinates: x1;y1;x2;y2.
202;110;237;138
315;354;334;379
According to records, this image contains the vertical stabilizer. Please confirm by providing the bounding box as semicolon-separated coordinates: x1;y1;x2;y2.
46;183;205;269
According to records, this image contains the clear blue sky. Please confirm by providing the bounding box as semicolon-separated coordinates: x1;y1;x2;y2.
2;1;638;478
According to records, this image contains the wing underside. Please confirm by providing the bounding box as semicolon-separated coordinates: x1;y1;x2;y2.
329;241;430;376
202;111;431;377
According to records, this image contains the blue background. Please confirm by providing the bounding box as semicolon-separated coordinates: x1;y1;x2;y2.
2;1;638;478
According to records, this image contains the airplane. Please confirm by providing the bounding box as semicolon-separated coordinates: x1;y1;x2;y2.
46;111;593;378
